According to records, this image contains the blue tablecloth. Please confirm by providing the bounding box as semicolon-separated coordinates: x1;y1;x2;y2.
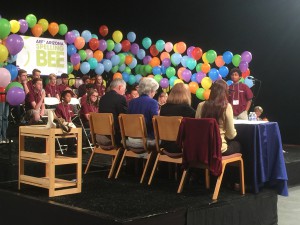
235;122;288;196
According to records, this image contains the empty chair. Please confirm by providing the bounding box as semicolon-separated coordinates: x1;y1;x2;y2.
84;112;122;178
176;117;245;201
115;114;155;183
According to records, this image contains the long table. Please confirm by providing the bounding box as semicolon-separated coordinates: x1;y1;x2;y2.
234;121;288;196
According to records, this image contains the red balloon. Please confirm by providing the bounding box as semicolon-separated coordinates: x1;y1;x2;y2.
89;38;99;51
149;45;159;57
99;25;108;37
191;47;203;61
121;39;131;52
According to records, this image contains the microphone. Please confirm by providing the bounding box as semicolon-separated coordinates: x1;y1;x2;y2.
248;76;261;82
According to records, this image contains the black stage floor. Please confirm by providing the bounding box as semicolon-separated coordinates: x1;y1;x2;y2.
0;136;298;225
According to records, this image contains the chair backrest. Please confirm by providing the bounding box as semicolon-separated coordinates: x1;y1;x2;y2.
118;114;147;149
89;112;115;146
44;97;60;106
153;115;183;142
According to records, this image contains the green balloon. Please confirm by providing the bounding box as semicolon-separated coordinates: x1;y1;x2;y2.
206;50;217;64
196;63;202;72
118;53;125;65
0;18;11;39
124;66;131;74
67;62;73;74
5;81;24;93
166;67;176;78
58;24;68;36
25;14;37;28
106;39;115;51
154;74;163;83
111;65;119;74
196;88;205;100
232;54;241;67
145;65;152;74
78;50;87;61
135;64;141;74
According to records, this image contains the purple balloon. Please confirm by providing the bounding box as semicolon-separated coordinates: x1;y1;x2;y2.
18;19;28;34
162;58;171;68
6;34;24;55
241;51;252;63
130;43;139;55
98;39;107;51
239;61;249;73
160;78;169;88
70;53;80;65
143;55;152;65
6;87;25;106
187;46;195;57
182;69;192;82
196;71;206;83
105;51;115;59
65;31;76;44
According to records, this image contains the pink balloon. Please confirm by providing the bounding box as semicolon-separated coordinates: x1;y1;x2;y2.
0;68;11;87
164;42;173;52
85;49;93;60
5;34;24;55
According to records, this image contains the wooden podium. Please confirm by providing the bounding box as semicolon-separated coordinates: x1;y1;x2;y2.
18;125;82;197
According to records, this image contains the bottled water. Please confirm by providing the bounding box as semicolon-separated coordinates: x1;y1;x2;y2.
248;112;257;121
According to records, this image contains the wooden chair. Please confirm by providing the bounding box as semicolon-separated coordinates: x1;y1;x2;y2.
115;114;155;183
84;112;122;178
148;115;183;185
176;117;245;201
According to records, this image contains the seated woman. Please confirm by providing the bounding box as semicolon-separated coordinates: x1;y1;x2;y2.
80;89;99;127
254;106;268;121
127;77;159;148
195;79;241;156
159;83;196;153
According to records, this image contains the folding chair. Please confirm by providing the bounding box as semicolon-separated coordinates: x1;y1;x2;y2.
84;112;122;178
69;97;81;124
77;109;93;152
148;115;184;185
115;114;155;183
176;118;245;201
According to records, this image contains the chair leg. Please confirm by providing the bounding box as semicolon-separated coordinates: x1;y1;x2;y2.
177;169;188;193
212;162;227;201
140;152;152;183
108;149;121;179
148;153;160;185
239;159;245;195
115;150;127;179
205;168;210;189
84;151;95;174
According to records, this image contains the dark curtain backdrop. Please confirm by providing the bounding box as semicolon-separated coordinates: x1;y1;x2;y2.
2;0;300;144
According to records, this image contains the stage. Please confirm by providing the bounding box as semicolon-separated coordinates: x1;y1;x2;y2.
0;136;297;225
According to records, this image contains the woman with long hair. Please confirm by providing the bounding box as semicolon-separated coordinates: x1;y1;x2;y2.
195;79;240;156
80;89;99;127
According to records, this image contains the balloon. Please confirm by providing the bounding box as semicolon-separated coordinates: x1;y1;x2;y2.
80;62;90;74
67;44;77;56
169;76;178;87
74;37;85;50
121;40;131;52
88;57;98;69
127;31;136;42
189;81;199;94
143;55;152;65
219;66;229;78
0;68;11;87
99;25;108;37
73;63;80;71
174;79;184;85
5;81;23;93
70;53;80;65
85;49;93;60
223;51;233;64
201;63;211;74
89;38;99;50
239;61;249;72
0;44;9;63
38;18;49;32
232;54;241;67
206;50;217;63
152;66;161;75
196;63;202;72
48;22;59;36
68;74;75;86
130;43;139;55
208;68;219;81
128;75;136;85
149;57;160;67
5;34;24;55
196;88;205;100
186;57;197;70
105;51;115;59
67;62;73;74
201;77;212;90
81;30;92;43
203;89;211;100
160;78;169;88
202;52;208;64
18;19;28;34
98;39;107;51
170;53;182;66
187;46;195;57
93;50;103;62
103;59;112;72
111;55;120;66
31;24;43;37
125;55;133;65
78;49;87;61
244;77;254;88
112;30;123;43
196;71;206;83
137;49;146;60
160;52;170;61
241;51;252;63
0;18;11;39
162;58;171;68
114;42;122;53
155;39;165;52
10;20;20;33
191;47;203;61
6;87;25;106
182;69;192;82
25;14;37;28
242;68;250;78
154;74;163;83
215;55;225;67
95;63;104;75
166;67;176;78
177;67;185;79
175;42;187;54
164;42;173;52
122;72;129;82
106;39;115;51
4;64;18;80
113;72;122;80
142;37;152;49
7;54;17;63
58;24;68;35
65;31;76;44
129;57;137;69
72;29;80;37
91;34;98;39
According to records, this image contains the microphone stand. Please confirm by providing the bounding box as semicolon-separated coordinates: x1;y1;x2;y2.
250;78;262;108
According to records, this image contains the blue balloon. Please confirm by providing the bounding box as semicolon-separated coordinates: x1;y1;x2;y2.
223;51;233;64
72;30;80;37
80;62;90;74
171;53;182;66
7;54;17;63
227;80;233;86
135;74;142;83
67;44;77;56
152;66;161;75
137;49;146;60
127;32;136;42
103;59;112;72
114;43;122;53
160;65;167;74
191;73;197;82
81;30;92;43
95;63;104;75
111;55;120;66
119;64;126;72
244;77;254;88
219;66;229;78
129;58;137;69
208;68;219;81
180;55;189;67
122;72;129;82
5;64;18;80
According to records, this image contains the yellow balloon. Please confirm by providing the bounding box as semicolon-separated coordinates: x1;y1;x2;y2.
0;44;9;63
68;73;75;86
174;79;184;85
112;30;123;43
38;18;49;32
10;20;20;33
201;77;212;90
103;79;106;87
202;52;208;64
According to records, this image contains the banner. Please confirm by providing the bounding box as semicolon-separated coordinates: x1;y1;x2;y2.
16;36;67;76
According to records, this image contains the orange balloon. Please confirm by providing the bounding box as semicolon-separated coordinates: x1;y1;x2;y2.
176;42;186;54
93;50;103;62
215;55;225;67
48;22;59;36
201;63;211;74
31;24;43;37
177;67;186;79
149;45;159;56
149;57;160;67
188;81;199;94
74;37;85;50
147;74;154;78
125;55;133;65
203;89;211;100
113;72;122;80
73;63;80;71
160;52;170;61
242;68;250;78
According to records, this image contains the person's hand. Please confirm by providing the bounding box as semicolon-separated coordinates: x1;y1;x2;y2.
41;89;46;98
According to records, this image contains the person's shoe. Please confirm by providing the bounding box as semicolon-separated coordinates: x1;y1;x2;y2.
6;139;13;143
